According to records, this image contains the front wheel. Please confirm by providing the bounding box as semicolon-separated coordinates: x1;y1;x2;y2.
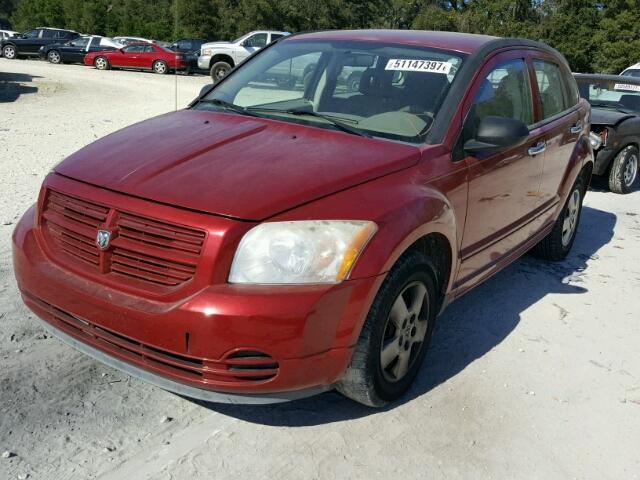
609;145;638;194
337;250;438;407
533;176;585;261
47;50;61;64
210;61;231;83
153;60;168;75
3;45;17;59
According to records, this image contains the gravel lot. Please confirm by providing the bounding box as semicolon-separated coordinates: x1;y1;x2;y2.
1;58;640;480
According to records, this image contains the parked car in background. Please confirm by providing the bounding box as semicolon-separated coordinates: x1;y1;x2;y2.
621;63;640;78
84;42;187;74
574;73;640;193
168;38;209;74
0;29;18;56
112;36;152;46
39;36;121;64
1;27;79;59
0;29;18;41
198;30;289;81
14;31;592;407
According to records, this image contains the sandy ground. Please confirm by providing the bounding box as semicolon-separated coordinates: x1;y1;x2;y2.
1;58;640;480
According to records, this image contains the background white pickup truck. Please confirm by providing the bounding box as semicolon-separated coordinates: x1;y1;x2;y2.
198;30;289;82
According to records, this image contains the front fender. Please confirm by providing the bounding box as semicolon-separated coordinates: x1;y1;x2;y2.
271;162;464;291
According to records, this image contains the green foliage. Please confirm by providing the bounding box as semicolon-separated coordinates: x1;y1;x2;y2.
3;0;640;73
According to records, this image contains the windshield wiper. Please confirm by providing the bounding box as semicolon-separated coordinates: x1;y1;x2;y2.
197;98;262;118
247;106;372;138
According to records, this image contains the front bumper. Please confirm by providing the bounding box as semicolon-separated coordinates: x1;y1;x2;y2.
12;184;383;403
593;147;617;176
198;54;212;70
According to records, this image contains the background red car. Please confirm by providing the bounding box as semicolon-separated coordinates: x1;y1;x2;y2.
84;42;186;74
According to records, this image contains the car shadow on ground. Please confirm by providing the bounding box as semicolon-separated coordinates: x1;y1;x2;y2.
193;205;616;426
0;71;40;102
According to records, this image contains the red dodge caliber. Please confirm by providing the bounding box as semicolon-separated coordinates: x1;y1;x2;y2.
14;30;593;406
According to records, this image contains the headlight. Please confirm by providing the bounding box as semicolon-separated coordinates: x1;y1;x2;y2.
589;131;603;150
202;47;213;56
229;221;377;284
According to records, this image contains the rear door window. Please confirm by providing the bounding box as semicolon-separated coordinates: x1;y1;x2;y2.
533;60;568;119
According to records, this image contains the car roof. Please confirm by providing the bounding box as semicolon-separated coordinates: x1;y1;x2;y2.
574;73;640;86
288;29;499;54
35;27;77;32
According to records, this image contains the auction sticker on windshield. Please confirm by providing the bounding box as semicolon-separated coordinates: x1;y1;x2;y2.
385;59;452;74
614;83;640;92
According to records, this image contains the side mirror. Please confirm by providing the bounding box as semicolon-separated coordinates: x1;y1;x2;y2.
199;84;214;98
464;116;530;153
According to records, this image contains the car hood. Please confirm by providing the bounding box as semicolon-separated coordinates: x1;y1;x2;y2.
201;41;232;49
591;108;635;126
55;110;421;220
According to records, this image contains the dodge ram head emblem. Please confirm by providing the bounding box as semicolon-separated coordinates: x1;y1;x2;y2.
96;230;111;250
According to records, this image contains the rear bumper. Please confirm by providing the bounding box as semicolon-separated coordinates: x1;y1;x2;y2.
13;191;383;402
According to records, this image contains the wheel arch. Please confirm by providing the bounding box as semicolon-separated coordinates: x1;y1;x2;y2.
210;53;234;69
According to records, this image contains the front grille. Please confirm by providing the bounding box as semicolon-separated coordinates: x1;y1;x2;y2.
41;190;205;290
27;294;280;386
42;191;108;267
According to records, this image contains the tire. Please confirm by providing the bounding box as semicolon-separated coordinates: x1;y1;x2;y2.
94;56;110;70
608;145;638;194
3;45;17;59
337;250;438;407
47;50;61;64
153;60;168;75
210;61;231;83
533;176;585;261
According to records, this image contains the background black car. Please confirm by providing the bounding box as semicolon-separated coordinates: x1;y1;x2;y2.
1;27;79;59
574;73;640;194
168;38;208;74
39;35;120;64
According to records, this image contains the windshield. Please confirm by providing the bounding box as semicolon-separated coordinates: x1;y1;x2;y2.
195;40;465;143
576;78;640;113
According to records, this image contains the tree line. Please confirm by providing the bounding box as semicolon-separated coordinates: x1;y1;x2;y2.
0;0;639;73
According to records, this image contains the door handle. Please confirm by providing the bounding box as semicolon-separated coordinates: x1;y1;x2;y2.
570;121;583;134
528;141;547;156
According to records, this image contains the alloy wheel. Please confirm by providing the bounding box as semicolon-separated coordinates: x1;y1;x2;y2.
379;281;430;382
48;51;60;64
561;188;581;247
3;46;15;59
624;153;638;187
215;66;229;79
95;57;107;70
154;61;167;74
